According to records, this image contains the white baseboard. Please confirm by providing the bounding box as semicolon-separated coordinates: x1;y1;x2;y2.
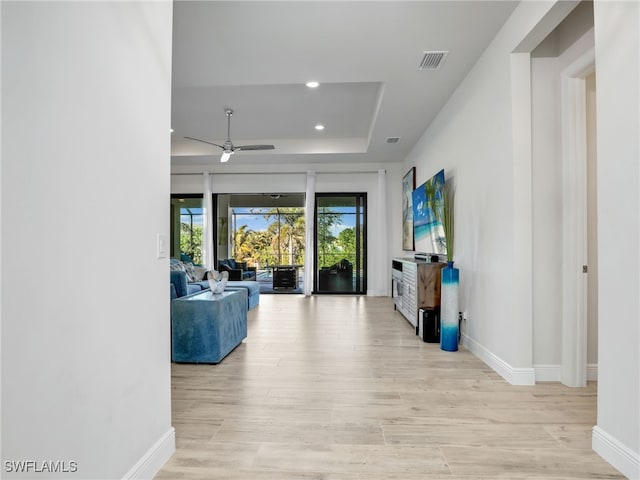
122;427;175;480
593;426;640;479
534;364;561;382
461;333;535;385
533;363;598;383
368;290;390;296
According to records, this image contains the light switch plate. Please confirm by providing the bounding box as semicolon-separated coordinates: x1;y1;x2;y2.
157;233;168;259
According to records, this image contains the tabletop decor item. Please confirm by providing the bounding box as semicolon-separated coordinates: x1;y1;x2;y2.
208;270;229;294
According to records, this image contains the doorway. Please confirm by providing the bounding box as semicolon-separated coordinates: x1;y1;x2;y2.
314;193;367;294
561;49;597;387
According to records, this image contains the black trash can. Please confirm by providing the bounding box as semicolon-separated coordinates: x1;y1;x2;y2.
418;307;441;343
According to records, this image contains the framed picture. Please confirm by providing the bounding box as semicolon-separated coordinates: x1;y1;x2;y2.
412;168;446;255
402;167;416;251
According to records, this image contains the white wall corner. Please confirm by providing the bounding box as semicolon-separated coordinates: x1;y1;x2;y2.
461;334;536;386
122;427;175;480
592;426;640;480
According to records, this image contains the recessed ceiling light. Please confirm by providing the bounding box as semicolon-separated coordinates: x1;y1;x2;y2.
306;81;320;88
315;124;325;131
170;128;174;133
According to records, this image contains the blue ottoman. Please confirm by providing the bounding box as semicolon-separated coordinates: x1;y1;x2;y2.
226;280;260;310
171;289;248;364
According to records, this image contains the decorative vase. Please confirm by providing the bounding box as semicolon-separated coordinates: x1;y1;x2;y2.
440;260;459;352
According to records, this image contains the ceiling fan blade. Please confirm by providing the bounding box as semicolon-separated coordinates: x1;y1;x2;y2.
234;144;275;151
184;137;224;149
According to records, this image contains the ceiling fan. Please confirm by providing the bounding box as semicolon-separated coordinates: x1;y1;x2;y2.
185;108;275;162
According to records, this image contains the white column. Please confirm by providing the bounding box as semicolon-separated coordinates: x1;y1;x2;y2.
202;172;214;271
303;171;316;296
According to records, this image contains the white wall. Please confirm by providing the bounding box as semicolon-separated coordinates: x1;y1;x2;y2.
592;1;640;478
171;162;402;296
402;1;570;382
1;2;174;478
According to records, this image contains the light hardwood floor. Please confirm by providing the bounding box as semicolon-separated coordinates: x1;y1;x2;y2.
156;295;623;479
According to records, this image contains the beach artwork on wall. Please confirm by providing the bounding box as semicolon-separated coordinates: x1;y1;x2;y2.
402;167;416;251
412;169;446;256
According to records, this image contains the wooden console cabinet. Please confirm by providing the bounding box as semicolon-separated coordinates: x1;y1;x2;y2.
392;258;445;327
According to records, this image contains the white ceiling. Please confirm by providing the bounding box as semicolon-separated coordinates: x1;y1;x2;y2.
171;1;519;168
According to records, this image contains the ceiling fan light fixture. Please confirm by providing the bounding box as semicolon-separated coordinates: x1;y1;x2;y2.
185;108;275;159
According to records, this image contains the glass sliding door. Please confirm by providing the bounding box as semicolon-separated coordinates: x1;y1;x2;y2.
315;193;366;294
170;194;216;265
224;193;306;293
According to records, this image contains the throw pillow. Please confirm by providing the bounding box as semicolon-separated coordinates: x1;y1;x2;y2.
169;259;186;273
183;262;198;283
194;266;207;281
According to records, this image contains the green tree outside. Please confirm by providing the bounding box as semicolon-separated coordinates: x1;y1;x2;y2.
229;207;354;271
180;223;202;264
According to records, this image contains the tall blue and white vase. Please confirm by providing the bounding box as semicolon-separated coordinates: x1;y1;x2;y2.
440;261;459;352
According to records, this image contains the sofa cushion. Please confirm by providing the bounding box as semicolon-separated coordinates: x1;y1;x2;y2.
242;270;255;280
226;280;260;310
171;268;211;299
191;280;210;291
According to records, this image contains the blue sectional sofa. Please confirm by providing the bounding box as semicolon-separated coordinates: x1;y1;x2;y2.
170;268;259;310
169;267;259;364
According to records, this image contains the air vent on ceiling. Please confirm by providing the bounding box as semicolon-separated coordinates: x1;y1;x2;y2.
418;51;449;70
386;137;401;144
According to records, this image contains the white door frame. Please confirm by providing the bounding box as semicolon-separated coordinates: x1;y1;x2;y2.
560;48;595;387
